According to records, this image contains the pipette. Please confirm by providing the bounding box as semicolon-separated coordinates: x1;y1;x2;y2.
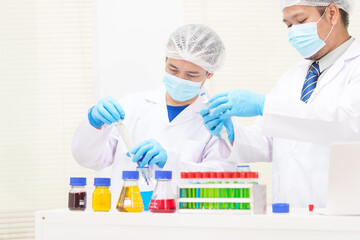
201;92;233;151
115;120;150;185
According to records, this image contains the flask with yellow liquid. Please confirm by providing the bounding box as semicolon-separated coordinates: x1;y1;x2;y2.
117;171;144;212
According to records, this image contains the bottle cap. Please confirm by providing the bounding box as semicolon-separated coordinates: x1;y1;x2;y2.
195;172;202;178
180;172;188;179
188;172;195;178
309;204;314;212
202;172;211;178
94;178;111;186
70;177;86;186
272;203;290;213
224;172;234;178
239;172;246;178
217;172;225;179
122;171;139;180
252;172;259;179
155;170;172;180
210;172;217;178
234;172;241;178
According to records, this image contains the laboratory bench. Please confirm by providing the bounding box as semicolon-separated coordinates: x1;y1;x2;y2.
35;208;360;240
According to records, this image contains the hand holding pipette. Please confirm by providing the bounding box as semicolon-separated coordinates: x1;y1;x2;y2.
200;93;234;151
115;120;151;185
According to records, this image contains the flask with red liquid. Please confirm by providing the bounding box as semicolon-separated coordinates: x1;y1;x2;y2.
149;170;176;213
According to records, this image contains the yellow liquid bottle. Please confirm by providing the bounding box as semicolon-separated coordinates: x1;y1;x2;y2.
92;178;111;212
117;171;144;212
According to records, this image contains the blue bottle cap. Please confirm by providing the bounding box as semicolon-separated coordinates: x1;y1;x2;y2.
70;177;87;186
237;165;250;168
122;171;139;180
272;203;290;213
155;170;172;180
94;178;111;186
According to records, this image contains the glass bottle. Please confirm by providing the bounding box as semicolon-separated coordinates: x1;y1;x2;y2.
137;167;155;211
92;178;111;212
68;177;87;211
149;170;176;213
116;171;144;212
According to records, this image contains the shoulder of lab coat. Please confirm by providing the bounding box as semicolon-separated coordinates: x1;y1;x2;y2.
262;38;360;145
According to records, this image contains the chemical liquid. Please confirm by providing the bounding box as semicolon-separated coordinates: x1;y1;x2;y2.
149;199;176;213
140;191;153;211
92;187;111;212
68;192;87;210
117;185;144;212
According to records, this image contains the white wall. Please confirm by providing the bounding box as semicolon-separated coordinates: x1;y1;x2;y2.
93;0;183;100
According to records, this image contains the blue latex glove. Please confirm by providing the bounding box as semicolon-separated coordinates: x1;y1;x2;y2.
88;97;125;128
208;90;266;119
130;139;167;168
200;108;235;142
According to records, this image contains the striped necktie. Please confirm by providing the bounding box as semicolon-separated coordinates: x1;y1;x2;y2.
301;62;320;103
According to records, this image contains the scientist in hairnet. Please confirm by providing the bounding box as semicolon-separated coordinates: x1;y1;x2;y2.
72;24;235;206
201;0;360;208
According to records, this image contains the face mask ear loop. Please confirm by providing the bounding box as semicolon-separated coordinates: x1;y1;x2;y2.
323;24;334;42
317;6;328;24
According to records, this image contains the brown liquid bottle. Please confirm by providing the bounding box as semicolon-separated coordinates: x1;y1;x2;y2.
68;177;87;211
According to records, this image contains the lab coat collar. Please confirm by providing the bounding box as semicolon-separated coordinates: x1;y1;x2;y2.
308;38;360;103
144;86;207;125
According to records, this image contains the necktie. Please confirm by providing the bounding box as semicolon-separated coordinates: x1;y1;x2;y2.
301;62;320;103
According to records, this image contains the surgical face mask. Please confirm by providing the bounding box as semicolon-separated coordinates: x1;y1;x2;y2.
288;7;334;58
162;72;204;102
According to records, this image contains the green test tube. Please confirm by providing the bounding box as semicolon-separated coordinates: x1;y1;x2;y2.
218;172;226;209
188;172;196;209
180;172;188;209
203;172;211;209
195;172;202;209
209;172;218;209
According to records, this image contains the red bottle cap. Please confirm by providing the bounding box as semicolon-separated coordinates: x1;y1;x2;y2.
217;172;225;179
224;172;233;178
234;172;241;178
239;172;246;178
195;172;202;178
180;172;188;179
309;204;314;212
252;172;259;179
202;172;211;178
210;172;217;178
188;172;195;178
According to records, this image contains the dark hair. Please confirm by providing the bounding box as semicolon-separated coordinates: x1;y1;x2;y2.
317;6;349;29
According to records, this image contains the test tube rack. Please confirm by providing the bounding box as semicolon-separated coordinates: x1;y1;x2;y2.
177;184;267;214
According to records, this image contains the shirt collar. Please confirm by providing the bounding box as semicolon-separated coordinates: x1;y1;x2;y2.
318;37;355;73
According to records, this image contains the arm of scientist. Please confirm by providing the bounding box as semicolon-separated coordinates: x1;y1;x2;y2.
72;93;236;171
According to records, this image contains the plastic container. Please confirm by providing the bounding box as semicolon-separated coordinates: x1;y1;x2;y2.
116;171;144;212
272;203;290;213
92;178;111;212
68;177;87;211
137;167;155;211
149;171;176;213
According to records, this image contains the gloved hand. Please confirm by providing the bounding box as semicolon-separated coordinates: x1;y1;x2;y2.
88;97;125;128
200;108;235;142
130;139;167;168
208;89;266;119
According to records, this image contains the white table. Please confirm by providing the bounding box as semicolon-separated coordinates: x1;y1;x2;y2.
35;208;360;240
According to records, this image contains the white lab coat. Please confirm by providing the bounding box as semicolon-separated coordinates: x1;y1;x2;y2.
233;39;360;208
72;87;235;207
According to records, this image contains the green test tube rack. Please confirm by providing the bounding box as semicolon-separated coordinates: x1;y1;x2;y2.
177;184;267;214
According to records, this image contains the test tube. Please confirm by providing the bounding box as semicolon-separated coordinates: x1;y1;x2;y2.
202;172;211;209
195;172;202;209
218;172;226;210
244;172;251;210
224;172;235;209
233;172;241;210
209;172;218;209
180;172;188;209
239;172;245;210
187;172;196;209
